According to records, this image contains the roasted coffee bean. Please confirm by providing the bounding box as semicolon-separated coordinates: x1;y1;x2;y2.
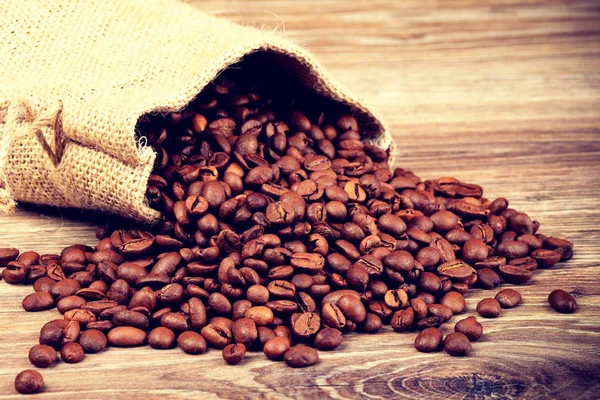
15;369;44;394
201;323;233;348
440;291;466;314
544;237;573;261
107;326;147;347
28;344;58;368
79;329;107;353
337;295;366;323
22;292;55;311
454;316;483;341
284;344;319;368
391;308;414;332
61;342;85;363
414;328;443;352
444;332;472;356
148;327;176;349
178;331;207;354
222;343;246;365
292;312;321;339
233;318;258;347
427;303;453;321
477;298;501;318
548;289;577;313
531;249;561;268
477;268;501;289
313;327;343;350
0;248;19;265
495;288;522;308
264;336;291;360
498;264;532;284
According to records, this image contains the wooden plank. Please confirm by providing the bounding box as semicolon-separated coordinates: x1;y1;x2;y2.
1;0;599;398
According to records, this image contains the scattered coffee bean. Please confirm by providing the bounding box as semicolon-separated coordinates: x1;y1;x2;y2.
477;298;501;318
79;329;107;353
454;316;483;341
414;328;443;352
284;344;319;368
15;369;44;394
444;332;472;356
222;343;246;365
495;288;522;308
177;331;207;354
60;342;85;363
28;345;57;368
548;290;577;314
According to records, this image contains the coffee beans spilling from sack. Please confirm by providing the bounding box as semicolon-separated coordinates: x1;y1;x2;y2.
1;68;575;394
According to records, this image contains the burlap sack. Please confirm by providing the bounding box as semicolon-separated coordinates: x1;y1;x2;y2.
0;0;392;224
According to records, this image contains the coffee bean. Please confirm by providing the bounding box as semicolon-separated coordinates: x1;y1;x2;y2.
15;369;44;394
28;345;57;368
264;336;291;360
414;328;443;352
548;289;577;313
440;291;465;314
477;268;501;289
495;288;522;308
427;303;453;321
284;344;319;368
477;298;501;318
200;323;233;348
60;342;85;363
148;327;176;349
107;326;147;347
22;292;55;311
79;329;107;353
292;312;321;339
0;248;19;265
177;331;207;354
232;318;258;347
391;308;414;332
498;264;532;284
222;343;246;365
313;327;343;350
444;332;472;356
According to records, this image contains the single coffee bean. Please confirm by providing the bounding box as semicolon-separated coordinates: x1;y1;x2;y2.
22;291;55;311
148;326;176;349
440;291;465;314
548;289;577;313
177;331;207;354
0;248;19;265
79;329;107;353
454;316;483;341
263;336;291;360
222;343;246;365
15;369;44;394
495;288;522;308
427;303;453;321
232;318;258;347
292;312;321;339
414;328;443;352
477;298;501;318
60;342;85;363
444;332;472;356
245;306;274;326
107;326;147;347
391;308;415;332
28;344;57;368
337;294;366;323
200;323;233;349
498;264;532;284
313;327;343;350
284;344;319;368
477;268;501;290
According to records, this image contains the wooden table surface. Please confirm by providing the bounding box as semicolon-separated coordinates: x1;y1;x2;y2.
1;0;599;398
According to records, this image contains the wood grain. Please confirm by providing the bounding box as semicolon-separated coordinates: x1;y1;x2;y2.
1;0;600;398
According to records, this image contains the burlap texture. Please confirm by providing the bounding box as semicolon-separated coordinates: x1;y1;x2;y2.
0;0;392;223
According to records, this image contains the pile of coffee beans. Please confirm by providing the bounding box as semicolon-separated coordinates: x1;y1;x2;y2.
0;65;576;394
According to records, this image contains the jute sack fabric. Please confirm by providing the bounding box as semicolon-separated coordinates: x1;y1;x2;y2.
0;0;392;223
